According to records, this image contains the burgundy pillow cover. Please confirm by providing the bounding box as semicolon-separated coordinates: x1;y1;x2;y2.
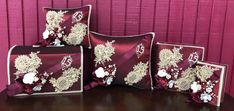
189;61;227;106
7;46;83;96
87;31;155;90
42;5;91;47
154;42;205;91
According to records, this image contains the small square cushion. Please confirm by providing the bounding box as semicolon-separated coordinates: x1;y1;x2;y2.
7;46;83;96
86;31;155;90
154;42;205;90
41;5;91;47
189;61;227;106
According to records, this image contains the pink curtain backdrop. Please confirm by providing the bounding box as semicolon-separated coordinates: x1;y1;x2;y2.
0;0;234;96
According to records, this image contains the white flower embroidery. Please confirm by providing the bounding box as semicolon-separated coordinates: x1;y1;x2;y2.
158;47;183;69
43;29;50;39
50;67;81;92
190;81;201;93
46;10;67;31
33;85;42;91
94;40;115;66
53;38;62;46
157;69;171;79
105;77;114;85
95;67;109;78
124;62;149;85
195;65;217;82
14;52;42;75
63;23;87;45
23;72;37;84
168;80;175;88
200;92;212;103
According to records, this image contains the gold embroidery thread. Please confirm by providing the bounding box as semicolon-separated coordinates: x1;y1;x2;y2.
50;67;81;92
124;62;149;85
158;47;183;69
94;40;115;66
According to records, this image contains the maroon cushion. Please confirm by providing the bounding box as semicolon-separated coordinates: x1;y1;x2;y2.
42;5;91;47
87;31;155;90
154;42;205;90
7;46;83;96
189;61;227;106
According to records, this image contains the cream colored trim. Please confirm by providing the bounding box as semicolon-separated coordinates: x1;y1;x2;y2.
7;45;17;85
197;61;226;107
90;31;155;38
91;31;155;90
9;46;83;96
149;33;155;90
87;5;92;49
157;42;205;61
80;45;84;92
14;90;83;96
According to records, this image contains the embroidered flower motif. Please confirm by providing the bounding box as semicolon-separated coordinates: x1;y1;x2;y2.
63;23;87;45
168;80;175;88
200;92;212;103
136;43;145;58
94;40;115;66
190;81;201;93
46;10;67;31
23;72;37;84
124;62;149;85
105;77;114;85
174;68;196;91
157;69;171;79
195;66;216;82
14;52;42;75
95;67;109;78
43;29;50;39
158;47;183;69
50;67;81;92
33;85;42;91
94;65;117;85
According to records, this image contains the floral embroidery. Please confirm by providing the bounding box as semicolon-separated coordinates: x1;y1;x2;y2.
200;92;212;103
158;47;183;69
50;67;81;92
14;52;42;75
174;68;196;91
195;65;218;82
124;62;149;85
190;81;201;93
94;64;117;85
61;56;73;70
72;11;83;23
136;43;145;58
46;10;67;31
94;40;115;66
63;23;87;45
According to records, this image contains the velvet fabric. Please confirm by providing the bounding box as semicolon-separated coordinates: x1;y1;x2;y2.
87;31;155;90
7;46;83;96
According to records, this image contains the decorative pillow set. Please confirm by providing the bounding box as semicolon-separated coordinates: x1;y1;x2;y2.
154;42;227;106
6;5;227;107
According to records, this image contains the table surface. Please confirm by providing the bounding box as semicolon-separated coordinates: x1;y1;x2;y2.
0;86;234;111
